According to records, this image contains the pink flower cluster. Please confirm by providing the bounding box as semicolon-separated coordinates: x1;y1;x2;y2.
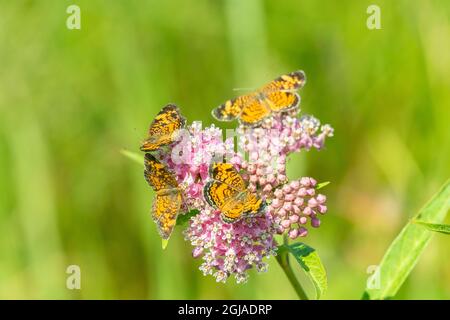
268;177;327;239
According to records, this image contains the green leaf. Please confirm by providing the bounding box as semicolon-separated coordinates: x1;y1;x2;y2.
413;220;450;235
364;179;450;300
120;149;144;167
316;181;330;190
284;242;327;299
176;209;200;226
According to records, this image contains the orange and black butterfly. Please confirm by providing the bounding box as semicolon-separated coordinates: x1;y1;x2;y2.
204;163;266;223
140;104;186;152
144;153;185;240
212;70;306;127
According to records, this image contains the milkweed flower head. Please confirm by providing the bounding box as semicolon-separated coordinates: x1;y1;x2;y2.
142;71;333;283
165;116;331;282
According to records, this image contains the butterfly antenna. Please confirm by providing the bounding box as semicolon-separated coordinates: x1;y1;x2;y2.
232;87;255;92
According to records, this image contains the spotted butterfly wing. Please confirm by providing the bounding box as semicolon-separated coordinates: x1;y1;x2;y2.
262;70;306;92
260;70;305;113
203;163;265;223
144;153;184;240
140;104;186;152
238;96;271;127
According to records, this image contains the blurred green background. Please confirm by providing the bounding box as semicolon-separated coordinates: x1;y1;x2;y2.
0;0;449;299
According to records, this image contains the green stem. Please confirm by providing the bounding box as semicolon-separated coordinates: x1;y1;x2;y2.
275;236;309;300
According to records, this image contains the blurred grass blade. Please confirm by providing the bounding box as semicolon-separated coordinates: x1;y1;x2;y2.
316;181;330;190
285;243;327;299
413;220;450;235
161;239;169;250
121;149;144;167
364;179;450;299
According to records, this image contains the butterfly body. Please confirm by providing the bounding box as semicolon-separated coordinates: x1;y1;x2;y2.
212;70;306;126
204;163;266;223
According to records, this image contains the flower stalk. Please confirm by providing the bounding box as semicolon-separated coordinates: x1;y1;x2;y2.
276;236;309;300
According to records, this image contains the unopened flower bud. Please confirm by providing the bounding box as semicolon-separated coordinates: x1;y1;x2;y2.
285;194;295;202
271;198;282;208
308;198;318;208
300;177;310;186
281;220;291;229
283;202;292;211
289;228;299;239
282;185;292;194
274;189;284;199
316;194;326;204
298;227;308;237
294;197;304;206
311;218;321;228
298;188;307;197
318;205;327;214
289;180;300;190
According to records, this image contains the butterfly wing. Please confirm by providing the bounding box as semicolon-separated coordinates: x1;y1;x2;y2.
152;189;183;240
144;153;178;191
238;96;271;127
242;192;265;216
220;191;265;223
220;192;248;223
263;91;300;112
209;162;246;191
203;179;240;218
212;94;254;122
262;70;306;93
213;93;270;127
141;104;186;152
144;153;182;240
261;70;305;113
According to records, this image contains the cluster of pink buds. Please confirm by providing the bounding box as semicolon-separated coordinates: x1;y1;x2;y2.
268;177;327;239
